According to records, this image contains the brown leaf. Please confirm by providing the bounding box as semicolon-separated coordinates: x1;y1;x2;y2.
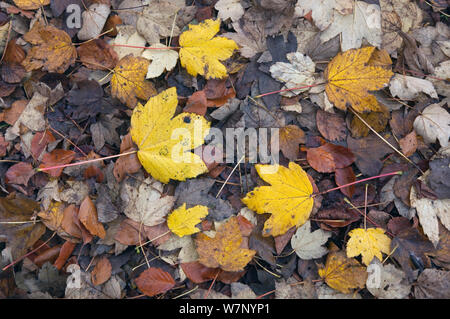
0;194;46;259
334;166;355;198
349;110;389;138
0;134;9;157
114;218;141;246
54;240;76;270
316;109;347;142
31;130;55;160
399;131;417;157
61;204;87;243
5;162;35;186
103;14;122;37
278;125;305;161
33;245;61;268
1;100;27;125
22;23;77;73
315;206;360;230
144;222;171;247
183;90;207;116
307;143;355;173
3;38;26;64
113;133;141;182
91;257;112;286
180;262;219;284
135;267;175;297
274;226;296;255
79;196;106;239
39;149;76;177
387;217;413;236
77;39;119;70
1;63;26;84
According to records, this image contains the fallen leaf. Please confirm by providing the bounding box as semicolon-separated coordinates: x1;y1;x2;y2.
270;52;316;97
13;0;49;10
110;55;156;108
325;47;393;112
135;267;175;297
413;103;450;148
22;23;77;73
5;162;35;186
399;131;418;157
389;74;438;100
307;143;355;173
120;176;175;227
335;166;356;198
278;125;305;161
242;162;314;237
291;220;331;260
77;3;111;41
0;195;46;259
318;251;367;294
78;197;106;239
167;204;209;237
195;216;256;272
37;202;65;233
179;19;238;79
366;258;411;299
130;87;210;183
39;149;76;178
316;109;347;142
415;269;450;299
315;206;361;230
346;228;392;265
321;1;382;51
113;133;141;182
215;0;244;22
91;257;112;286
111;25;146;59
53;240;76;270
30;130;55;160
142;44;179;79
349;110;389;138
77;39;119;70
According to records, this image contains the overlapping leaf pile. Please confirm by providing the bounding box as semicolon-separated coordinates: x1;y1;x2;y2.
0;0;449;300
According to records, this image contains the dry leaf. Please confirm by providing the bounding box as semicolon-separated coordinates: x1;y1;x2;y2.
242;162;314;237
389;74;438;100
413;103;450;148
325;47;393;112
91;257;112;286
78;197;106;239
110;55;156;108
77;3;111;41
13;0;49;10
22;23;77;73
141;43;179;79
196;216;256;272
318;251;367;294
291;221;331;260
135;267;175;297
215;0;244;22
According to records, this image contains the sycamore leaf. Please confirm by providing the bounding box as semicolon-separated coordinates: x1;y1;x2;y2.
215;0;245;22
142;43;179;79
366;258;411;299
179;19;238;79
325;46;393;112
22;23;77;73
413;103;450;148
242;162;314;237
291;221;331;260
167;204;209;237
346;228;391;265
318;251;367;294
110;55;156;108
131;87;211;183
13;0;49;10
270;52;316;97
195;216;256;272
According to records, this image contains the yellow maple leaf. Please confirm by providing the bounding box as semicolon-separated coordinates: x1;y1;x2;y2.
242;162;314;237
22;23;77;73
325;47;393;113
346;227;392;266
13;0;49;10
195;216;256;272
111;55;156;108
131;87;210;183
318;251;367;294
179;19;238;79
167;203;208;237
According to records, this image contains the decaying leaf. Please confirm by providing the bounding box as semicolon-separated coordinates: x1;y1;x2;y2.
325;47;393;112
135;267;175;297
242;162;314;237
167;204;209;237
179;19;238;79
110;55;156;108
22;23;77;73
195;216;256;272
413;103;450;148
142;44;179;79
13;0;50;10
366;258;411;299
346;228;392;266
291;220;331;260
130;87;210;183
318;251;367;294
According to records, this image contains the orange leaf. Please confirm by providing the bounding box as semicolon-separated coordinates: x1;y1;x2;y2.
306;143;355;173
135;267;175;297
79;197;106;239
91;257;112;286
39;149;76;177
